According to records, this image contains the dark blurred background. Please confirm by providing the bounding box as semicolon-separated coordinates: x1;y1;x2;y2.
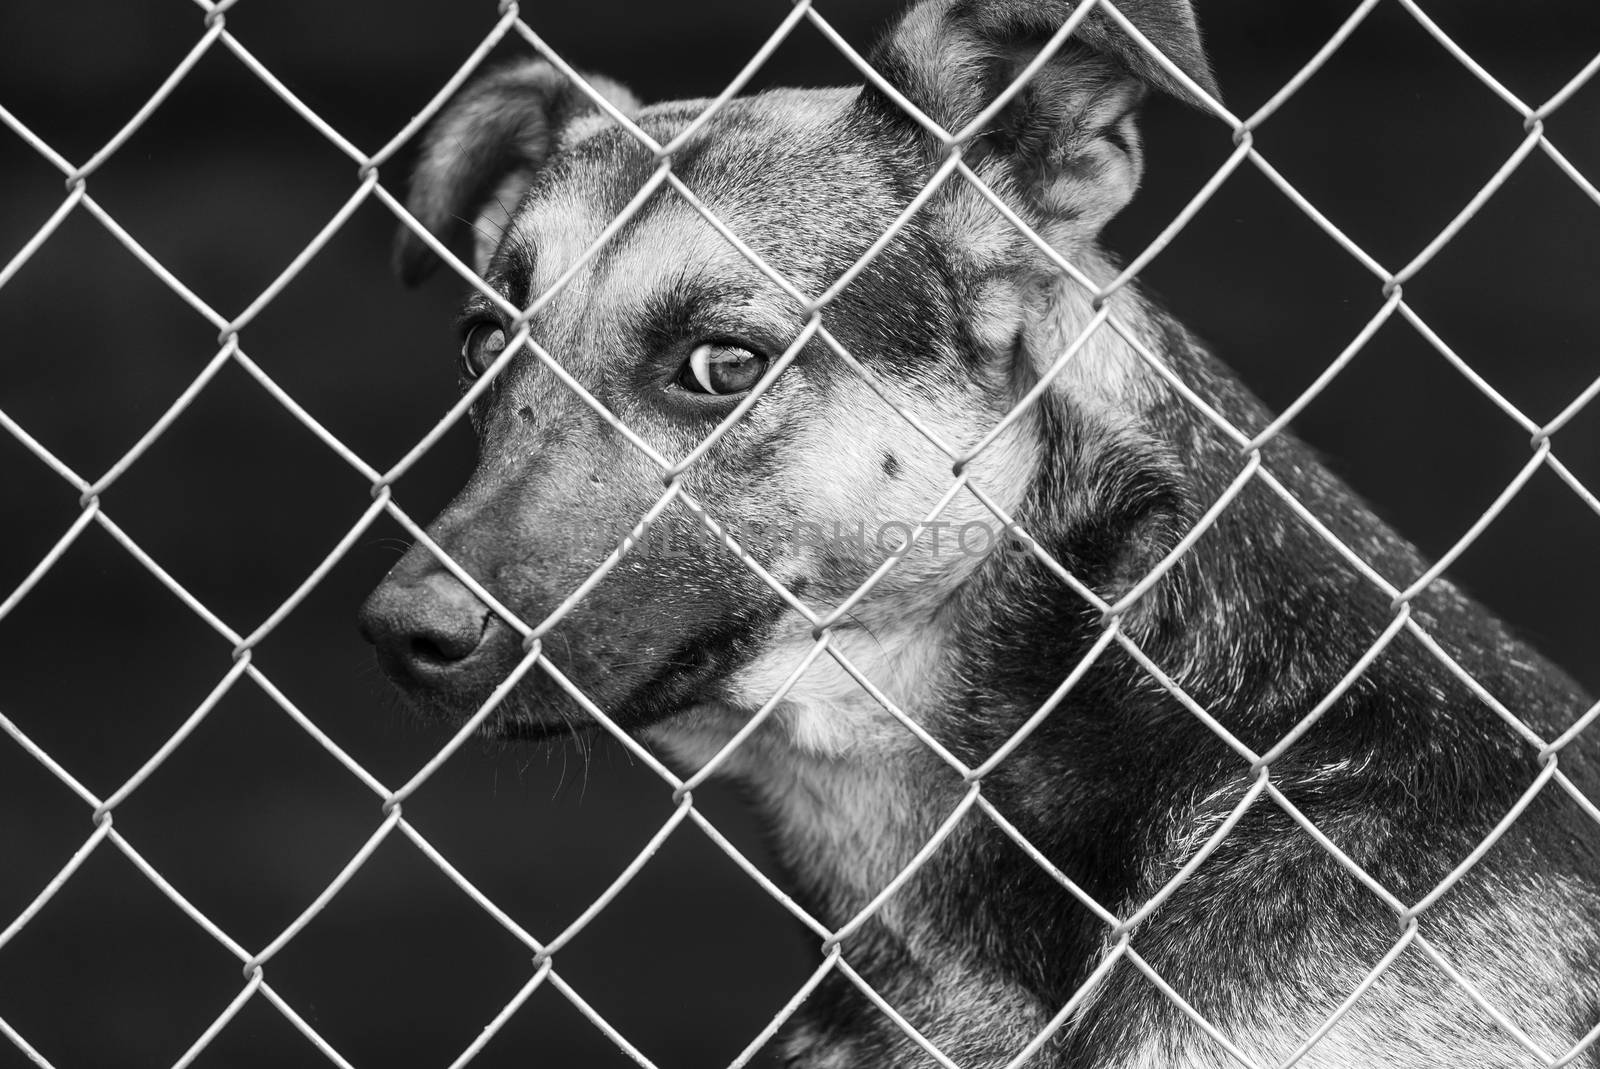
1;1;1597;1066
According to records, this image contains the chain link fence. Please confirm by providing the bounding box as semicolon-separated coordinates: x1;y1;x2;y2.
2;0;1599;1065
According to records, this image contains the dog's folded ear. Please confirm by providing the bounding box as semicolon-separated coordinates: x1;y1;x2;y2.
394;60;640;286
866;0;1218;240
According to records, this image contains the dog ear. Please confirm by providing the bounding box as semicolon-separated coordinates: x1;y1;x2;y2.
867;0;1218;240
394;60;640;286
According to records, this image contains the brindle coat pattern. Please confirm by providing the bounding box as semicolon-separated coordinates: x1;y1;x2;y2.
359;1;1600;1065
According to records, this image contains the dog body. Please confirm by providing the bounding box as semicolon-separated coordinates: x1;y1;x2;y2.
359;2;1600;1064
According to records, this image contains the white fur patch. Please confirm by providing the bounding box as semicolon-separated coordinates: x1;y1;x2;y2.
599;201;742;302
708;359;1042;760
1030;260;1161;418
515;190;605;298
725;615;949;759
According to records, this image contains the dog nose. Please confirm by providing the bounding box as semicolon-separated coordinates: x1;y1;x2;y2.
358;570;493;683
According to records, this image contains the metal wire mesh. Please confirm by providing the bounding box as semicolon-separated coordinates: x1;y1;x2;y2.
2;0;1599;1066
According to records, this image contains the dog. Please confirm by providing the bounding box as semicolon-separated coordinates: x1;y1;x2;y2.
357;0;1600;1065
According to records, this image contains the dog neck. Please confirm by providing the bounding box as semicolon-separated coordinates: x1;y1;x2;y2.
653;636;961;917
650;705;1057;1064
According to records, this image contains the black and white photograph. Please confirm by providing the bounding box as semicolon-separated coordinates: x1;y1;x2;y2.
2;1;1598;1066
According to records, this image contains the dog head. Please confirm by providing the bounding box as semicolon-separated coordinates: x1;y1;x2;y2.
358;0;1216;749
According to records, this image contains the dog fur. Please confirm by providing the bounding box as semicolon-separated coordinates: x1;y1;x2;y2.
359;1;1600;1065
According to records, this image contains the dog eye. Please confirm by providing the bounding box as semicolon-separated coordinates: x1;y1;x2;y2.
460;321;507;378
680;343;767;396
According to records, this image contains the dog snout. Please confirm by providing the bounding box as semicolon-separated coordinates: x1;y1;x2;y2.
359;569;495;688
